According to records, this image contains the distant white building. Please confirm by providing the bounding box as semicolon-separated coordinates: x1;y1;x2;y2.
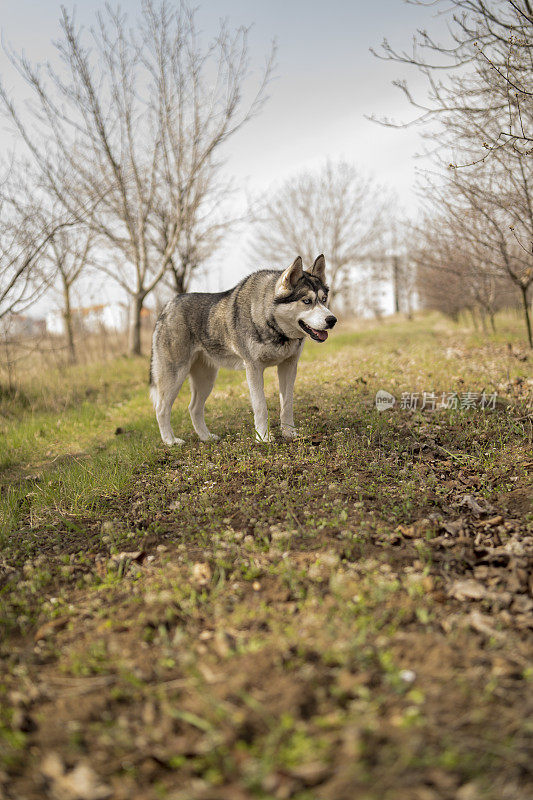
1;313;46;339
46;303;129;335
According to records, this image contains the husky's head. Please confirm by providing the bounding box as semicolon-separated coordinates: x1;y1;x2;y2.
273;255;337;342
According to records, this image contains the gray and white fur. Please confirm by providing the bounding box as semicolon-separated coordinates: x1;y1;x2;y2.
149;254;336;445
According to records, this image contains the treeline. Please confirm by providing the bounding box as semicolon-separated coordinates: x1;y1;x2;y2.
0;1;274;359
3;0;531;365
0;0;400;363
376;0;533;345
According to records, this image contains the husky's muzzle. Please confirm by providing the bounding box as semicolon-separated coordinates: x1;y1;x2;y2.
298;315;337;342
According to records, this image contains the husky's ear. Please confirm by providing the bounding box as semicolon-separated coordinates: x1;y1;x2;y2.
311;254;326;283
275;256;303;298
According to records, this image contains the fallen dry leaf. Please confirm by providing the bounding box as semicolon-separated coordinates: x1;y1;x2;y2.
289;761;331;786
34;616;70;642
113;550;145;562
57;764;112;800
467;610;506;641
396;518;432;539
441;519;465;536
448;579;487;601
41;755;112;800
192;562;212;586
457;494;494;517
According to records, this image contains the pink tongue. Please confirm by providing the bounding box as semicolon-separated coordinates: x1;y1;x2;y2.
312;328;328;341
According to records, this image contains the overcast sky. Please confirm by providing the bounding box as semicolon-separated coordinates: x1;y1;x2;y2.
0;0;449;309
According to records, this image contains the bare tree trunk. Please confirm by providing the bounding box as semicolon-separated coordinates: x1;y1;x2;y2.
129;294;144;356
479;307;487;335
392;255;400;314
174;273;184;294
519;285;533;348
170;260;185;294
405;290;413;320
62;277;76;364
2;334;15;394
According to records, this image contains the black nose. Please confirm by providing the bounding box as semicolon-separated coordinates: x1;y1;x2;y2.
326;315;337;329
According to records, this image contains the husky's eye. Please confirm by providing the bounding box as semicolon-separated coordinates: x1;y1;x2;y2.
302;298;312;305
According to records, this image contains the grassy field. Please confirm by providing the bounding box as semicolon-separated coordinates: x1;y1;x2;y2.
0;312;532;800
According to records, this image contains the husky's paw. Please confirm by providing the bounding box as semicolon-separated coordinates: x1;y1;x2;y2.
255;431;274;444
200;432;220;442
281;427;299;440
163;436;185;446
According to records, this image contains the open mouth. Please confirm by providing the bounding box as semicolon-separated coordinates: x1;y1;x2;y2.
298;320;328;342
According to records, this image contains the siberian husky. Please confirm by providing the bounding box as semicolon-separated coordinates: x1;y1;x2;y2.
150;254;336;444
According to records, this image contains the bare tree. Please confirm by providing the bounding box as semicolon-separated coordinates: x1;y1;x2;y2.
0;215;44;322
413;203;513;328
0;159;96;360
451;164;533;345
0;169;81;392
0;174;70;321
413;170;530;338
372;0;533;162
250;160;389;303
0;1;274;354
44;227;94;364
373;0;533;344
153;166;239;295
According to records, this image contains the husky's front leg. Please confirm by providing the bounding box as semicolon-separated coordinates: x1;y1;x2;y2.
245;364;272;442
278;355;300;440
